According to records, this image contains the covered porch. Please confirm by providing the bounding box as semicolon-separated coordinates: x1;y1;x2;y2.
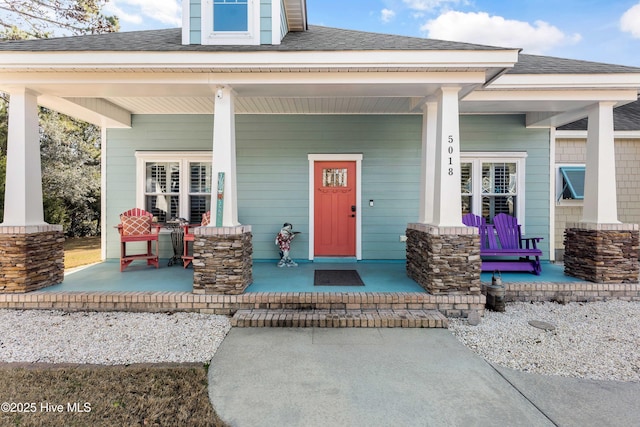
1;260;637;319
1;29;640;297
42;259;581;294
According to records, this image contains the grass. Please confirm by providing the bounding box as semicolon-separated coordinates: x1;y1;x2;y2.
0;364;227;426
64;237;101;270
3;237;229;426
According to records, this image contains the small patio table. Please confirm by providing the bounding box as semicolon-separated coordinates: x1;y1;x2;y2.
165;219;187;266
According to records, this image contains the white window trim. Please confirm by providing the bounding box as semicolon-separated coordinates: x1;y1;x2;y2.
201;0;260;46
461;152;528;230
556;163;585;206
135;151;213;225
308;153;363;261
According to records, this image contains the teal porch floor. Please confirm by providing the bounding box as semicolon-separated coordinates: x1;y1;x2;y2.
36;260;582;293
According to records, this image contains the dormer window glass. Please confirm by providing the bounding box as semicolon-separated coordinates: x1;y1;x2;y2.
201;0;259;45
214;0;248;32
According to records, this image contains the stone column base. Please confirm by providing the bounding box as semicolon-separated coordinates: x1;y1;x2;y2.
0;225;64;293
564;223;639;283
192;225;253;294
406;223;481;295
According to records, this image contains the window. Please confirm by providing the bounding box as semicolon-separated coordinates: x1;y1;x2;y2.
214;0;248;31
557;165;585;202
556;165;585;204
202;0;259;45
136;152;212;223
322;168;348;187
460;153;527;224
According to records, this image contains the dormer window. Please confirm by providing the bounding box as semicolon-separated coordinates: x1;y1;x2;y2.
214;0;248;32
201;0;260;45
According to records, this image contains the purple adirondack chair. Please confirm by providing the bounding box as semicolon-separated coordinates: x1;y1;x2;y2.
463;213;497;250
492;213;543;274
462;213;485;228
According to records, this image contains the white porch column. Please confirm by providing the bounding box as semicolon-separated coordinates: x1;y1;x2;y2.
2;87;46;226
581;101;620;224
431;87;463;227
210;86;240;227
419;101;438;224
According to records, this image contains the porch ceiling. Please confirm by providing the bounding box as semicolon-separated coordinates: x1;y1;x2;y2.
104;96;415;115
2;69;639;127
1;69;493;121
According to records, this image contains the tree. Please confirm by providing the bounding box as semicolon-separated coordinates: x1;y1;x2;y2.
40;108;102;236
0;0;118;39
0;0;117;234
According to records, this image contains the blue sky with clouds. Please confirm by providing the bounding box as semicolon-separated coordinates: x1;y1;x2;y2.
104;0;640;66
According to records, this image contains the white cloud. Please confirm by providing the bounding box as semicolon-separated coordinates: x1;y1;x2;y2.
422;11;581;54
381;8;396;23
620;2;640;38
402;0;464;12
102;2;143;25
108;0;181;27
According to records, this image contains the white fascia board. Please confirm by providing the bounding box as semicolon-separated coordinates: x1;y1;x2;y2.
464;89;639;103
556;130;640;139
490;73;640;90
0;70;488;87
38;94;131;128
0;49;519;71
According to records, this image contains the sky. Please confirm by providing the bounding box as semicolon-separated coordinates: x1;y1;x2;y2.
103;0;640;67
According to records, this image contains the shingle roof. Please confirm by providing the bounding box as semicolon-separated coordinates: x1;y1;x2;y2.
510;54;640;74
1;25;638;77
558;99;640;131
0;25;508;52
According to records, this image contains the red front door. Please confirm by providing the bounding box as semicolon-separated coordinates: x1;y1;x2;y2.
314;161;356;256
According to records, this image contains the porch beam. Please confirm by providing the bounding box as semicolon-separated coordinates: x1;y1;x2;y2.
210;86;240;227
2;87;46;226
430;87;463;227
581;101;620;224
40;96;132;128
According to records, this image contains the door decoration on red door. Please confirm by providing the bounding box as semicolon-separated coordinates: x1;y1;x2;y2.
314;161;356;256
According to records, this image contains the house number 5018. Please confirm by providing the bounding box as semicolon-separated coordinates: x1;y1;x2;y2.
447;135;454;176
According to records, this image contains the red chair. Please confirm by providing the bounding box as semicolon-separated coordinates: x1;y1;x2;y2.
182;211;211;268
117;208;162;272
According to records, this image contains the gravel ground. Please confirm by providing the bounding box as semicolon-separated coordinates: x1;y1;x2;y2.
2;302;638;383
0;310;231;365
449;300;640;382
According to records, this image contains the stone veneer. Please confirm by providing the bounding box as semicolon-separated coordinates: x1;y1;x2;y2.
406;223;481;295
564;222;639;283
0;225;64;293
192;225;253;294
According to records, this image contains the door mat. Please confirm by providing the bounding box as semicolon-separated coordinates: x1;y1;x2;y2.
314;270;365;286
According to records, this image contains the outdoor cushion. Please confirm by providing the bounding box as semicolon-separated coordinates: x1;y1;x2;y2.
121;215;152;236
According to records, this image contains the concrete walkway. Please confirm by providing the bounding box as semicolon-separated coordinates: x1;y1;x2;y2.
209;328;640;427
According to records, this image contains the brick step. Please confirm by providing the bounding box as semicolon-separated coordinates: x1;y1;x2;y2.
231;309;448;328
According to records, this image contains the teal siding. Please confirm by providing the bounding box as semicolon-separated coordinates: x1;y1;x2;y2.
106;116;213;258
236;115;421;260
105;114;551;261
461;115;550;257
260;0;272;44
189;0;201;45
